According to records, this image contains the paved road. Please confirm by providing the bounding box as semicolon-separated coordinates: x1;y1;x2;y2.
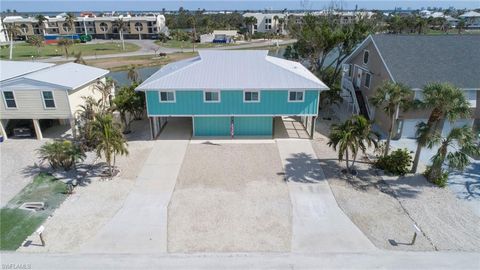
39;39;296;63
80;118;191;253
2;251;478;269
276;139;376;253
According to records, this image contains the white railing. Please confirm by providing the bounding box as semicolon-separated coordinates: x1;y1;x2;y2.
341;77;360;115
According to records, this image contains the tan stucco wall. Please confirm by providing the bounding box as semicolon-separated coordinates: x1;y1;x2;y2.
95;21;113;34
0;89;72;119
67;79;104;117
129;21;149;34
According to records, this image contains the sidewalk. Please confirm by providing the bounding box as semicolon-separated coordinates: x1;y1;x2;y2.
276;139;376;253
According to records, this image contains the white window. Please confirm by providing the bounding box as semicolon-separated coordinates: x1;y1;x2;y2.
363;50;369;64
42;91;56;108
288;91;304;102
244;91;260;102
365;73;371;88
159;91;175;102
3;91;17;108
414;90;424;101
204;91;220;102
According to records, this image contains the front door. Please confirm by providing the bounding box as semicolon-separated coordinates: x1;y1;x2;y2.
355;68;363;88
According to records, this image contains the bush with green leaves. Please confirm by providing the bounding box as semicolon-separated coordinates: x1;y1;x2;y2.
374;148;412;175
424;166;448;187
37;140;86;171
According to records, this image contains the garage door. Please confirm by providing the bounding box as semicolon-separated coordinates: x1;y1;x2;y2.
194;117;231;136
193;116;273;137
400;119;427;138
234;117;272;136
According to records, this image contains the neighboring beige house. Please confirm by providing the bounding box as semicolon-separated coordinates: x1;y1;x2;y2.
0;61;109;140
340;34;480;139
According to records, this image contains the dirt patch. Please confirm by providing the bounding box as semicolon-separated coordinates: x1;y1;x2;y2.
86;52;197;71
312;119;480;251
168;143;292;252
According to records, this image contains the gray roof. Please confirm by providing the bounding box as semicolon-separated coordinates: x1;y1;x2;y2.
0;60;54;81
370;35;480;89
136;50;328;91
0;62;109;90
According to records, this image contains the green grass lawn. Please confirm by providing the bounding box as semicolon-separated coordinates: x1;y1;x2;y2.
154;39;236;49
0;173;68;250
0;41;140;60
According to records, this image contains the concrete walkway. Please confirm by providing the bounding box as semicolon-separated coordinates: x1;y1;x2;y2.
276;139;376;253
81;119;190;253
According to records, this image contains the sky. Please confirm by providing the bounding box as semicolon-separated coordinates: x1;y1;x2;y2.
1;0;479;13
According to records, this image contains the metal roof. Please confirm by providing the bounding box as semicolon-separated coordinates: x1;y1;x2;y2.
0;60;54;81
0;61;109;90
136;50;328;91
370;35;480;89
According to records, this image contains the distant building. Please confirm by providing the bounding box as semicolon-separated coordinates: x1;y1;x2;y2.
1;13;168;40
459;11;480;29
200;30;239;43
242;13;288;34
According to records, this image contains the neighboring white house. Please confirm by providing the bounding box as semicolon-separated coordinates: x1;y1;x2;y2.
200;30;239;43
0;61;109;140
242;13;288;34
459;10;480;28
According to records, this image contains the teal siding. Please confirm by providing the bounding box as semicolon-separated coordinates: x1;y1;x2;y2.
234;117;272;136
194;117;231;136
146;90;319;116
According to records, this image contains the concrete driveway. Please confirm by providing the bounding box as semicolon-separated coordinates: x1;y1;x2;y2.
276;139;376;253
0;139;44;207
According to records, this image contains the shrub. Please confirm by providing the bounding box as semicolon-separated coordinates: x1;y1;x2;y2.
424;166;449;187
37;140;86;171
375;148;412;175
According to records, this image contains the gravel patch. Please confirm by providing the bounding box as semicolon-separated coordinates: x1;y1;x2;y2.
1;139;45;208
168;143;292;252
311;136;434;251
312;119;480;252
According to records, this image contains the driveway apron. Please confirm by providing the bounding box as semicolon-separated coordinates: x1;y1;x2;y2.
276;139;376;252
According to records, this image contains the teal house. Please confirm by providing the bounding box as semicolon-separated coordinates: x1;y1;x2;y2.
136;50;328;138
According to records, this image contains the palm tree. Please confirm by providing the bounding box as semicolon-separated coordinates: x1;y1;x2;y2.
457;19;465;34
75;96;103;148
57;38;73;58
28;35;44;56
127;65;139;83
244;16;257;40
113;18;128;50
91;114;128;176
94;78;115;111
370;82;412;156
278;18;285;35
35;14;48;35
328;115;378;174
273;15;279;34
2;22;21;59
74;51;86;64
187;15;197;52
425;126;479;185
411;83;470;173
64;13;76;34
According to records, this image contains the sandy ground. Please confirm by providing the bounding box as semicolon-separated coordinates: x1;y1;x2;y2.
313;118;480;251
168;143;292;252
18;120;153;252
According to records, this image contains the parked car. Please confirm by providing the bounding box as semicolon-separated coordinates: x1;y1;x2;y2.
13;127;32;137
